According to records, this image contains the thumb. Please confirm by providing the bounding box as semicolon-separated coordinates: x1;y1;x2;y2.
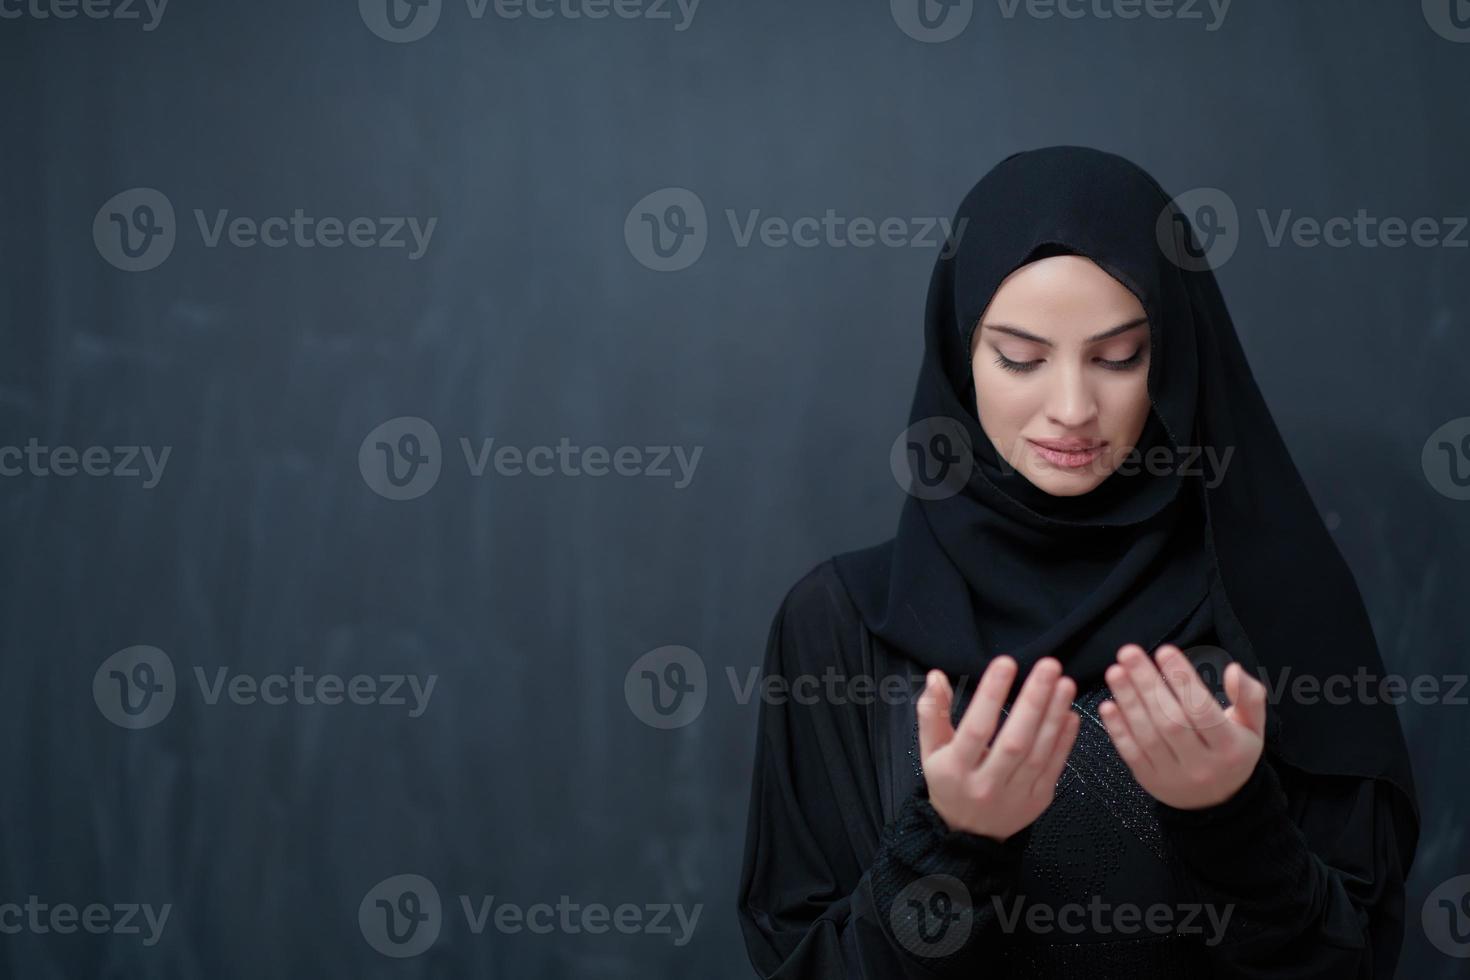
1224;662;1268;738
917;670;955;762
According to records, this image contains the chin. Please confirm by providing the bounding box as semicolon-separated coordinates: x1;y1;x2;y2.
1019;462;1110;497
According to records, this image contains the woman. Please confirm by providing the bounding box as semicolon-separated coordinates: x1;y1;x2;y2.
735;146;1420;978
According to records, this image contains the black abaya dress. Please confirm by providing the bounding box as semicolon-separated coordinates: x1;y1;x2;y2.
735;559;1410;979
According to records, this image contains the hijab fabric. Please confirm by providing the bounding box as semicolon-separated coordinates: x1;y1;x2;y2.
833;145;1419;865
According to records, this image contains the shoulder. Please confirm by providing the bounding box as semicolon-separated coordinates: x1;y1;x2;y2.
777;535;895;624
772;556;858;629
762;543;891;673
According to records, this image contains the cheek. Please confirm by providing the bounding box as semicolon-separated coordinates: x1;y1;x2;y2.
973;365;1040;433
1101;376;1152;436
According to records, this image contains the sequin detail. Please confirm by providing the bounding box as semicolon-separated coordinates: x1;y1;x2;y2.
904;679;1207;970
907;681;1166;863
995;932;1206;977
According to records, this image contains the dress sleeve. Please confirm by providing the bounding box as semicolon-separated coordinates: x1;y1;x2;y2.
735;562;1030;979
1153;753;1410;978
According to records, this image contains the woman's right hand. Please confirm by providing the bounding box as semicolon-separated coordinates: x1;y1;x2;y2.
917;655;1079;843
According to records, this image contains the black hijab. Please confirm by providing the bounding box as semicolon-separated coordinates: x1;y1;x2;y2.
833;145;1419;864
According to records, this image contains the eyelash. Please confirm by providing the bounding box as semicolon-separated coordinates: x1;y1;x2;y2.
992;351;1144;374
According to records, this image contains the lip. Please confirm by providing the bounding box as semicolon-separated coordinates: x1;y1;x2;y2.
1027;438;1106;469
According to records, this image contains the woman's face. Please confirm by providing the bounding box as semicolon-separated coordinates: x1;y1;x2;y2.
970;254;1153;497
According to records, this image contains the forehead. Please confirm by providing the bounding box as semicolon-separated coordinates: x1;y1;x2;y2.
981;255;1147;332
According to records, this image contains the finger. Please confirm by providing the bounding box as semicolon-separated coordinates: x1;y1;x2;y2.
1023;673;1077;773
1154;645;1229;748
1099;697;1154;775
1030;707;1080;799
916;670;956;761
1224;662;1269;738
952;655;1017;768
1124;645;1209;768
985;657;1063;782
1106;650;1179;768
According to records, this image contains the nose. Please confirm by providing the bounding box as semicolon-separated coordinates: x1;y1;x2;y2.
1044;363;1099;429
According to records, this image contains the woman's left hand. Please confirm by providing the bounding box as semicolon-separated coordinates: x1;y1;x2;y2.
1099;643;1269;810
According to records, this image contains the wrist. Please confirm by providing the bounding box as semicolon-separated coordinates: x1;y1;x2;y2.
913;785;1032;852
1155;755;1279;826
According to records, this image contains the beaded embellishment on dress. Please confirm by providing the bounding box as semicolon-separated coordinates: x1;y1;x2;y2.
905;680;1210;976
907;681;1169;878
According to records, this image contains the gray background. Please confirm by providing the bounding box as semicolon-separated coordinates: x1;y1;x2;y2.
2;0;1468;976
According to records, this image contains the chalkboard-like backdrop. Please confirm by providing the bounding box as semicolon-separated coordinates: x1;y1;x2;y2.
1;1;1467;976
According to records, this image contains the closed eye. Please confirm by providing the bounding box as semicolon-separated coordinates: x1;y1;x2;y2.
1097;349;1144;371
993;352;1041;374
993;350;1144;374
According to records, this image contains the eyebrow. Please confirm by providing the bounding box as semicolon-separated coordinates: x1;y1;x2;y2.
980;317;1148;347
